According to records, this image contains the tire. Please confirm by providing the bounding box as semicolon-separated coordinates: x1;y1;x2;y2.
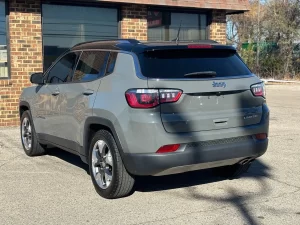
213;161;252;178
89;130;135;199
20;110;47;156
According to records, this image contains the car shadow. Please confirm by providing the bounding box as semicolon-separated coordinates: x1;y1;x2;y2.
46;137;271;225
135;159;270;192
47;147;90;175
135;159;270;225
46;146;271;225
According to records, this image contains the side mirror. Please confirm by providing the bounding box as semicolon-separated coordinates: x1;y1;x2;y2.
30;73;45;85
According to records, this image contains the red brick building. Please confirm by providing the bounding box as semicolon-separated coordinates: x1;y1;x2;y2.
0;0;249;126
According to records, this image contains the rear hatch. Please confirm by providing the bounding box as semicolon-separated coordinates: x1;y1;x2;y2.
137;45;265;133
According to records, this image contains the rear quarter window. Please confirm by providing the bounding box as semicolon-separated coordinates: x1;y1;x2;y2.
138;49;252;79
106;52;118;75
73;51;109;82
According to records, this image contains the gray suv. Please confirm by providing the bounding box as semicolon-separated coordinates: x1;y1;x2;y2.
19;39;269;199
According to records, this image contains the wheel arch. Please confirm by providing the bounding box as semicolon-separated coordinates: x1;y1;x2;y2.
83;117;129;166
19;101;31;118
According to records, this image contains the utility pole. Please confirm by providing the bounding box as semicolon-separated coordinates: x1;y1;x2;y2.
256;0;261;76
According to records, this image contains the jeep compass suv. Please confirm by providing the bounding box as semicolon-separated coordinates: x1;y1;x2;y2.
19;39;269;199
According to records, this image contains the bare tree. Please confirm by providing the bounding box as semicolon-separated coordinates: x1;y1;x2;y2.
227;0;300;79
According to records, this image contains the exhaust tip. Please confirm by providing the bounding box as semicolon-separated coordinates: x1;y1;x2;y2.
239;158;254;165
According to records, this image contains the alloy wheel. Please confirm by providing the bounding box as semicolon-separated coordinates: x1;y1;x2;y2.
21;117;32;151
91;140;113;189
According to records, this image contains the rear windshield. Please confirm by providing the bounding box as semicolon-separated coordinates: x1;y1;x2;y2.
138;49;251;79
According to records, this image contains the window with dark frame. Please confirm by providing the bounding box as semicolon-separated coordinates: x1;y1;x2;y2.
46;52;78;84
147;11;207;41
138;49;252;79
0;0;8;78
42;4;118;72
73;51;110;82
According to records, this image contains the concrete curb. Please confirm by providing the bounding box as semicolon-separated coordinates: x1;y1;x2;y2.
261;79;300;84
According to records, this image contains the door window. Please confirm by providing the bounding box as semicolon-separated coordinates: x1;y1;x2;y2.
46;52;78;84
73;51;110;82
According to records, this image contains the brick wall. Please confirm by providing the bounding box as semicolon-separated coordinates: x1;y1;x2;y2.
210;10;227;44
121;4;147;41
0;0;43;126
121;6;228;44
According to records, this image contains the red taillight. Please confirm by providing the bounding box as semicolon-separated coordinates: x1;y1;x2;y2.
188;44;212;49
251;83;266;97
140;93;154;103
125;89;159;108
125;89;182;108
156;144;180;154
254;133;267;140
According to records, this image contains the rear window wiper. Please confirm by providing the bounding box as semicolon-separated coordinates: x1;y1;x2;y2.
184;71;216;78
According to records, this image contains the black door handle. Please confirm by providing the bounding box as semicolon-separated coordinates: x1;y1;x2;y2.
83;89;94;96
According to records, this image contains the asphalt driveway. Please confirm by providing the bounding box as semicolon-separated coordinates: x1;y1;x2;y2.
1;84;300;225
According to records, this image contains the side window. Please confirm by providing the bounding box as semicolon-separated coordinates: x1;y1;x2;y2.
46;52;78;84
106;52;118;75
73;51;109;82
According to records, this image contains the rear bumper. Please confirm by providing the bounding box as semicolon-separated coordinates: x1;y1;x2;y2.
124;137;268;176
120;103;269;176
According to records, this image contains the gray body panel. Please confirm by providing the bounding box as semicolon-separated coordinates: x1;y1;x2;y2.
31;84;63;137
19;46;269;176
148;76;263;132
57;81;100;146
123;103;269;175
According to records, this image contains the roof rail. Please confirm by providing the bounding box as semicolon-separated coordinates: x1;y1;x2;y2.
73;39;140;47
